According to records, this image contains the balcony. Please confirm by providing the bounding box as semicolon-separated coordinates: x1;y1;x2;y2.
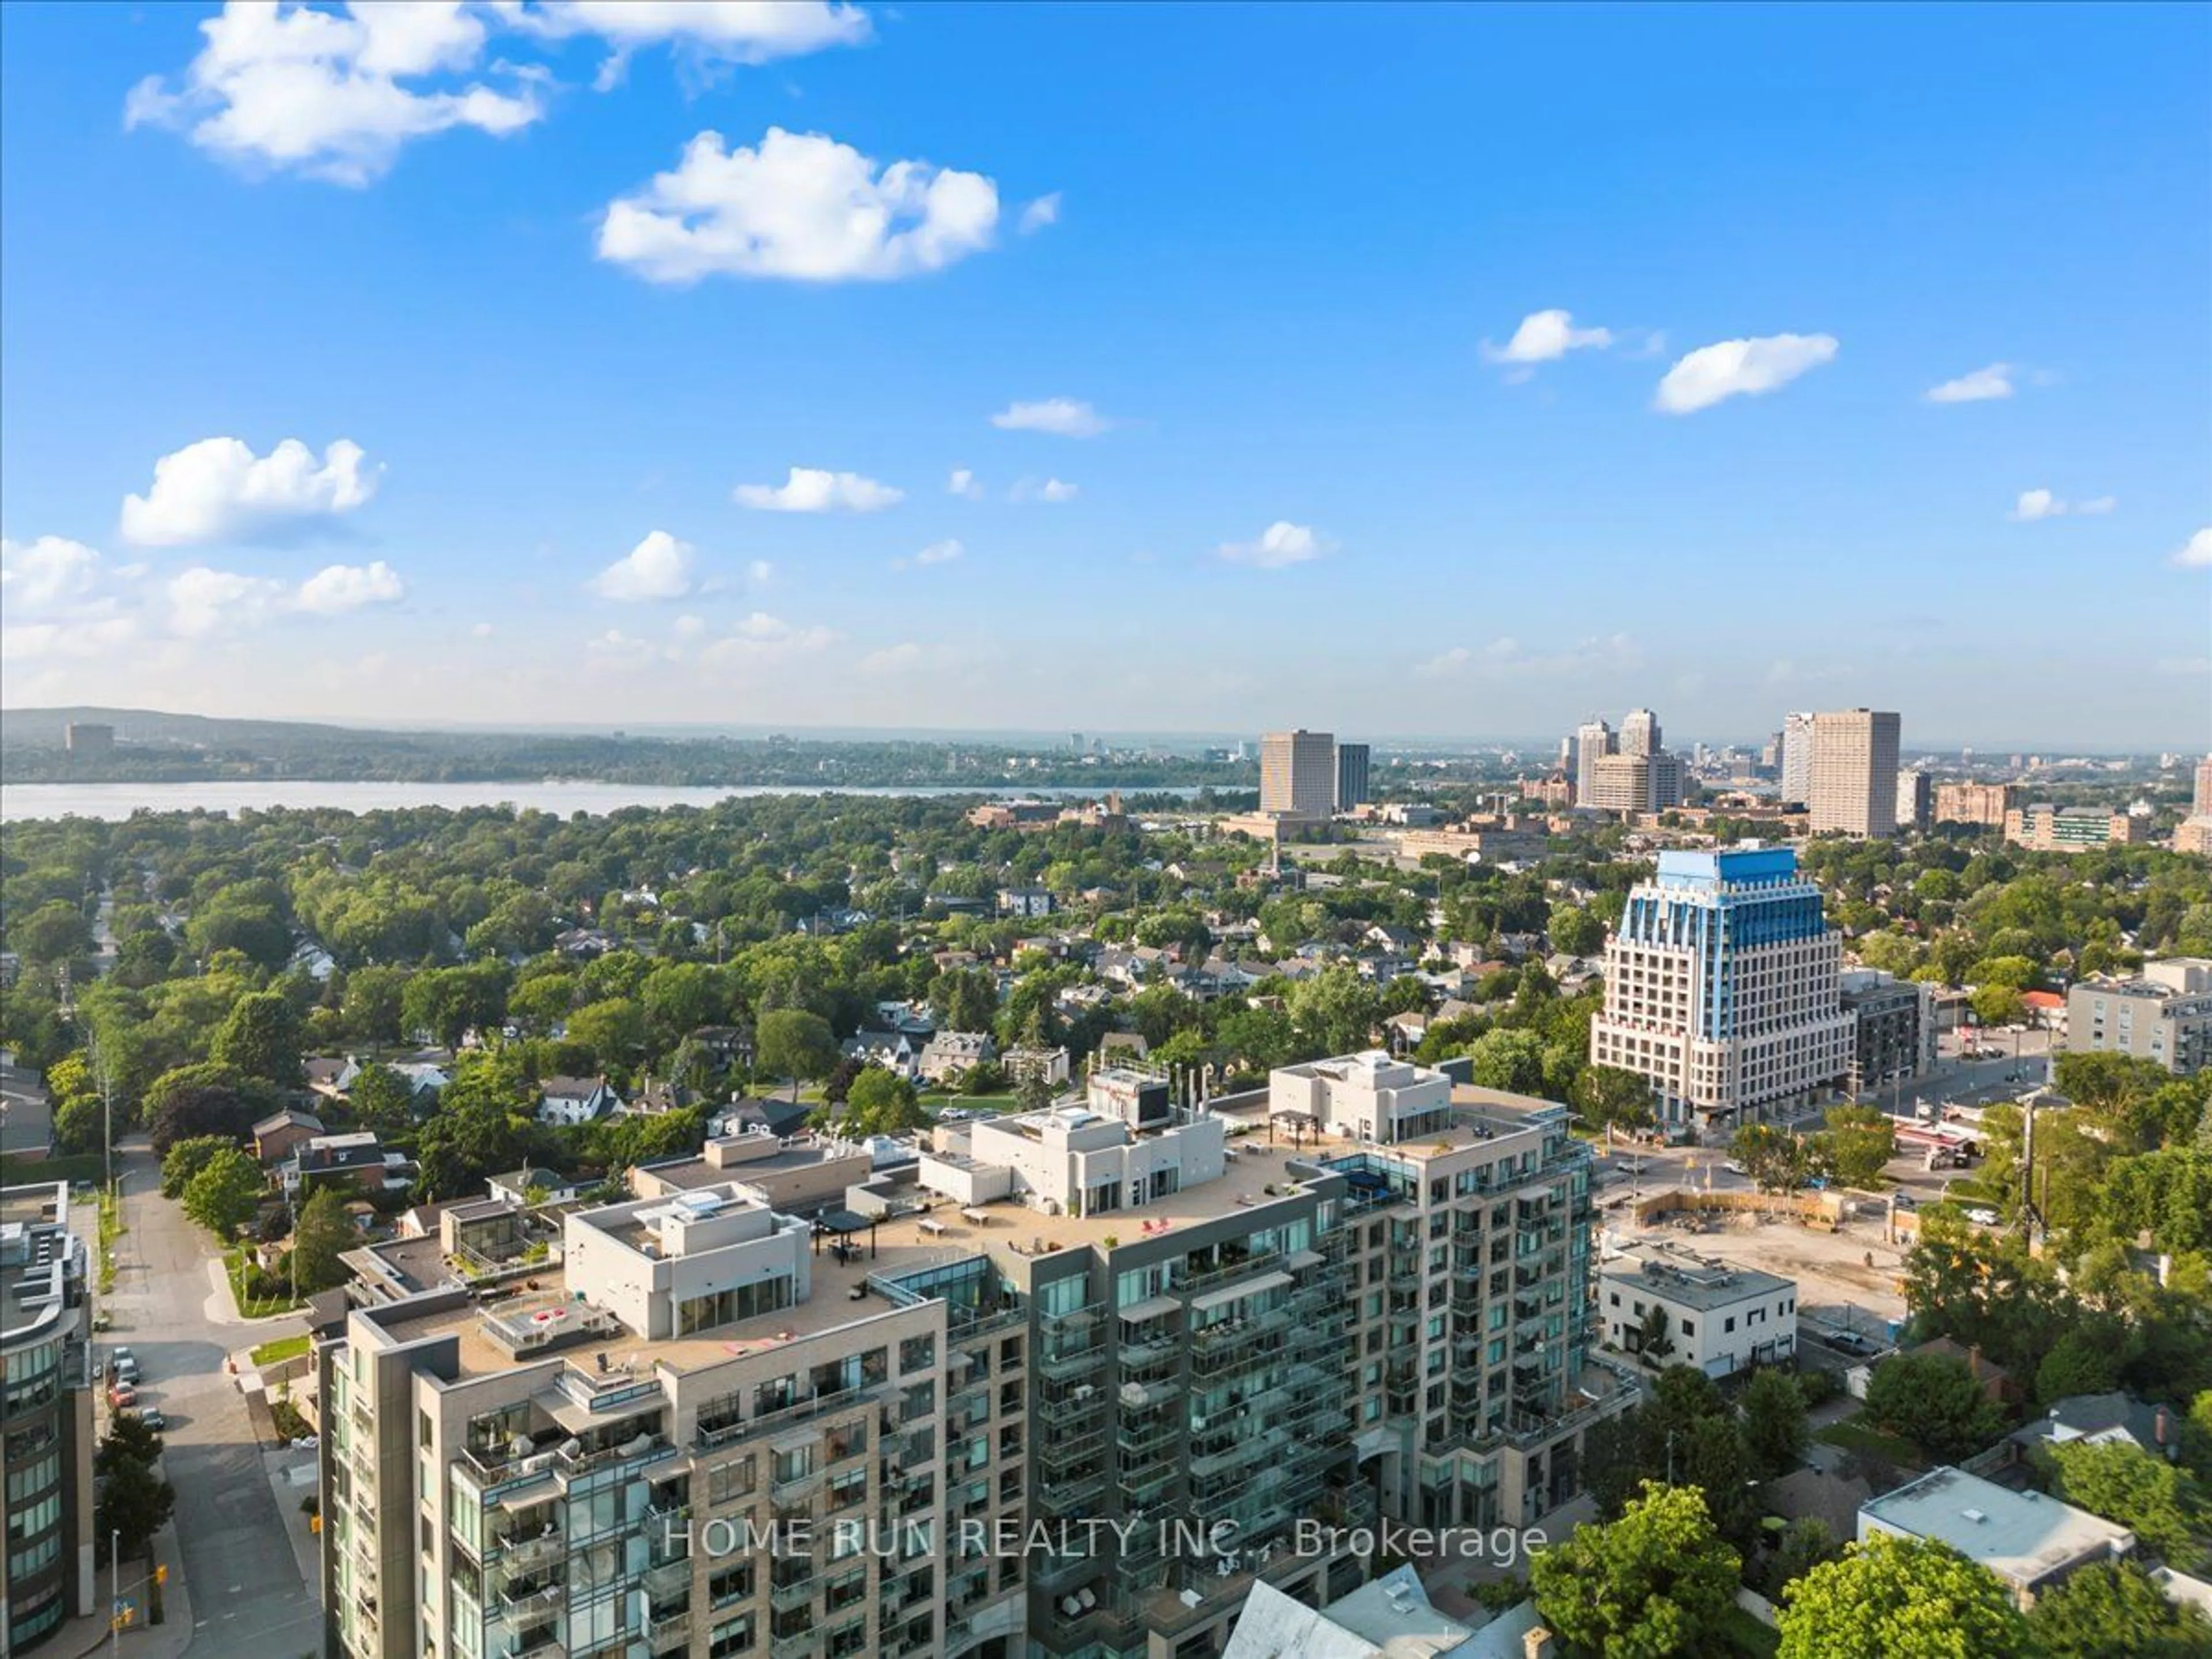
1036;1342;1105;1382
770;1574;816;1613
489;1528;566;1573
772;1466;822;1503
643;1558;691;1599
649;1611;692;1649
1035;1469;1107;1514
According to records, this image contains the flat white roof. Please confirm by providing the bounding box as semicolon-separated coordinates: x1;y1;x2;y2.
1859;1465;2133;1586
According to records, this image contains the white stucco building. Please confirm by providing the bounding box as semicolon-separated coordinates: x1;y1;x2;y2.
1601;1248;1797;1377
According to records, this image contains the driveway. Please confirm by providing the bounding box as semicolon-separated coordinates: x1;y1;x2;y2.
104;1138;322;1659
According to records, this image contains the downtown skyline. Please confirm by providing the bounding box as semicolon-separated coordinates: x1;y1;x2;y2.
2;2;2210;749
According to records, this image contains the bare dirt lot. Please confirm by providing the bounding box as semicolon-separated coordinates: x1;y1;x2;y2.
1609;1194;1909;1343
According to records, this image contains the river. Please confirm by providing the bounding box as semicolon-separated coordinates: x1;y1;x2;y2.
0;779;1203;823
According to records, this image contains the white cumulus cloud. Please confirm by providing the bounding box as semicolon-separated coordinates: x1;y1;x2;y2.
1482;309;1615;366
699;612;838;666
734;467;903;513
167;565;284;637
589;531;696;599
121;436;378;546
598;127;1002;285
509;1;868;86
747;559;775;585
858;642;925;676
1218;521;1334;570
296;559;406;614
2010;490;2117;522
1653;333;1838;414
1009;478;1079;505
1923;363;2016;404
2171;527;2212;569
991;397;1109;437
948;468;983;500
1018;193;1060;234
0;536;104;608
124;0;546;186
913;539;962;566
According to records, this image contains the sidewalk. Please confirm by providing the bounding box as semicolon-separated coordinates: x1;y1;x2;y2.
262;1443;323;1600
52;1529;193;1659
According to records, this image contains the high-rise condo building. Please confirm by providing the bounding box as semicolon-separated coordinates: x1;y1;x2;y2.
1583;752;1685;815
1896;770;1932;831
1933;782;2014;828
2194;756;2212;818
1589;846;1854;1135
316;1063;1631;1659
1259;729;1338;821
1777;712;1815;806
1;1181;96;1655
1619;709;1661;757
1806;710;1901;838
1573;720;1614;806
1334;742;1372;810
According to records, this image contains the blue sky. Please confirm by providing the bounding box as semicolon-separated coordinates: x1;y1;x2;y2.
2;1;2207;749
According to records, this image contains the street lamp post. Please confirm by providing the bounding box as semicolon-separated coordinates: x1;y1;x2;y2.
111;1526;121;1658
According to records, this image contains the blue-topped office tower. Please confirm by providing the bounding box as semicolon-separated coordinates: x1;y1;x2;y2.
1589;844;1854;1138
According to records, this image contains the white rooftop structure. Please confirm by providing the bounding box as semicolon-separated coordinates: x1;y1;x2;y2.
1858;1465;2134;1605
1268;1050;1455;1145
1222;1564;1499;1659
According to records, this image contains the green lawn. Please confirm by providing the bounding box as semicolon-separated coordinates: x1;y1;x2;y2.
249;1333;311;1369
225;1248;305;1320
1720;1605;1781;1657
97;1188;125;1293
1815;1418;1926;1469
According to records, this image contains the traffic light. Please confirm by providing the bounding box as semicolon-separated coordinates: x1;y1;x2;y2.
155;1565;168;1585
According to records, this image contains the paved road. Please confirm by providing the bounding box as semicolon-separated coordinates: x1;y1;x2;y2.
104;1138;321;1659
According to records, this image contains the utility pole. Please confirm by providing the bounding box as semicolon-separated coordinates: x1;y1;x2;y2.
111;1526;122;1658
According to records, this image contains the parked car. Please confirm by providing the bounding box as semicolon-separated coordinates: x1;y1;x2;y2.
135;1408;167;1433
1892;1192;1918;1210
109;1348;139;1384
108;1383;138;1410
1828;1331;1874;1355
1964;1206;2000;1226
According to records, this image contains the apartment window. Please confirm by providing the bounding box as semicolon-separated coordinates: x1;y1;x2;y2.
1681;1320;1695;1337
709;1562;756;1609
680;1277;794;1336
709;1612;757;1656
707;1456;756;1505
1725;1316;1737;1334
899;1335;936;1373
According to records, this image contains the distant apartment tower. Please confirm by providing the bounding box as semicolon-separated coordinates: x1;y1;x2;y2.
2004;805;2151;852
1807;710;1901;837
1934;782;2015;828
1;1181;97;1654
1260;729;1338;821
1840;969;1937;1092
1573;719;1615;805
1896;770;1932;831
62;722;113;759
2195;756;2212;817
1619;709;1661;757
2065;959;2212;1077
1584;752;1685;815
1589;846;1854;1133
1334;741;1372;809
1777;712;1816;805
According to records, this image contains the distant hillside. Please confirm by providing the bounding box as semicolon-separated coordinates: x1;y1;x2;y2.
1;706;385;751
0;706;1253;791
